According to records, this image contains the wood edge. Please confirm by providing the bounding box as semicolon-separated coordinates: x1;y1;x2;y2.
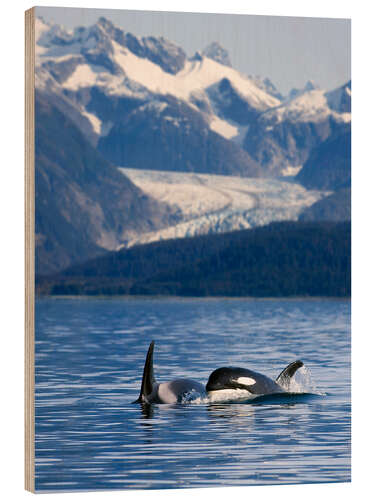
25;6;35;494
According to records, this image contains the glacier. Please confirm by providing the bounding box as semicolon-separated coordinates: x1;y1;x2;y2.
118;168;329;248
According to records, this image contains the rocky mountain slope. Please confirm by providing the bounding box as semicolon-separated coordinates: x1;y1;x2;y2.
35;92;175;275
98;95;261;175
295;129;351;222
296;130;351;191
299;188;351;222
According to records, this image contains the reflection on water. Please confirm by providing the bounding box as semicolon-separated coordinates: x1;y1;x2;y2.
35;297;350;491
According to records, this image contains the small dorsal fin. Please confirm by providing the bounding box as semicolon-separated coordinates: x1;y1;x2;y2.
134;341;156;403
276;360;304;387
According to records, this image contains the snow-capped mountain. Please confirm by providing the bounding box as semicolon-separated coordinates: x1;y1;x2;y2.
35;17;279;155
35;16;350;178
260;87;350;127
34;16;351;274
243;82;351;175
36;17;278;111
36;16;187;75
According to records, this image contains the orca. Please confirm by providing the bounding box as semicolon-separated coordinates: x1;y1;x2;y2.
205;360;304;401
134;341;304;404
133;341;206;404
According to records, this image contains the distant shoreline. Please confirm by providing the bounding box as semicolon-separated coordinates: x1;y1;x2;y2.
35;294;351;301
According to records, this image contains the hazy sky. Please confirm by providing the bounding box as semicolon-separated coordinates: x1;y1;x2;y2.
37;6;351;95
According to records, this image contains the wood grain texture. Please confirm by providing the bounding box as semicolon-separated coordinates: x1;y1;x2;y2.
25;7;35;493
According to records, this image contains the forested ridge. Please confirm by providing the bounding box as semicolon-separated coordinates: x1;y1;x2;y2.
36;221;351;297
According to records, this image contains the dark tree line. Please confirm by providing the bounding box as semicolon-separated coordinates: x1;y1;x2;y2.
36;221;351;298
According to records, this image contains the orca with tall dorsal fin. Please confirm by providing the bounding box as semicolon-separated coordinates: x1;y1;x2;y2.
134;341;304;404
133;341;206;404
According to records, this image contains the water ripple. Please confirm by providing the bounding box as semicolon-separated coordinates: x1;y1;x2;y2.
35;297;350;491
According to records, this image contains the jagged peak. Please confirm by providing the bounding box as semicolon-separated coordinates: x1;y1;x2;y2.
96;16;115;31
304;80;320;91
190;51;204;62
250;75;284;101
36;16;187;74
325;80;352;113
288;80;321;101
95;17;184;59
37;19;74;47
141;35;184;55
202;41;232;67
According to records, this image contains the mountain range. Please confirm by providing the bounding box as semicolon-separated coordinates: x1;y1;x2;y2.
34;16;351;277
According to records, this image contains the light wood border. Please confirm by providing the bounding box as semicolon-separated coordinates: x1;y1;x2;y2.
25;7;35;493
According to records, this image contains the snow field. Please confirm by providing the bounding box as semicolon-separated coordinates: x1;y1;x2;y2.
118;168;329;248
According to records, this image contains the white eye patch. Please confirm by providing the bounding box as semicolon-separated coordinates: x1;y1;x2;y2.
236;377;256;386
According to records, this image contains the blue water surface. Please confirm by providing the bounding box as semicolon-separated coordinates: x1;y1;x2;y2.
35;297;351;491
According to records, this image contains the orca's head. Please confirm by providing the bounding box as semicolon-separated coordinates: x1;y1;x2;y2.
206;367;257;396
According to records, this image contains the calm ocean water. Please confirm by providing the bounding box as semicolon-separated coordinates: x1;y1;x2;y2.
35;297;351;491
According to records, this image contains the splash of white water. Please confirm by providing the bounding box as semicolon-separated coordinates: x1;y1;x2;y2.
278;365;324;395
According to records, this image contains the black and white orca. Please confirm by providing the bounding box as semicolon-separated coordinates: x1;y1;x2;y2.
134;341;304;404
205;360;304;401
134;341;206;404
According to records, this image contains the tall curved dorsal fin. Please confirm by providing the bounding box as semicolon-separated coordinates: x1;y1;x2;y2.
276;360;304;387
134;340;156;403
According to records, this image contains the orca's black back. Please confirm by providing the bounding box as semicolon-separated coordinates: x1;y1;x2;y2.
206;366;281;395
